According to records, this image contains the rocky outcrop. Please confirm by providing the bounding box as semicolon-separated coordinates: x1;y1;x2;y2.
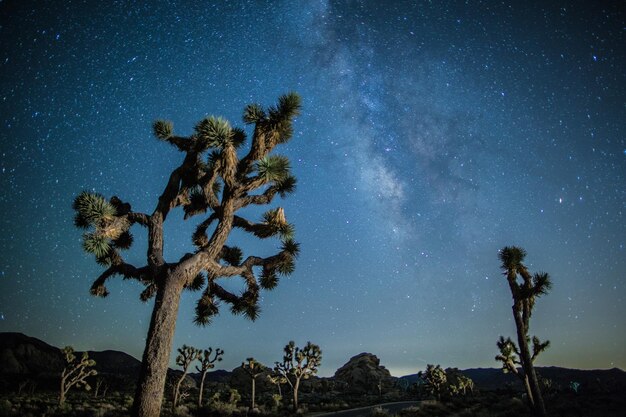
334;352;394;394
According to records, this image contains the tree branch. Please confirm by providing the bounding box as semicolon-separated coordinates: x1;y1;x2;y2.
90;263;150;297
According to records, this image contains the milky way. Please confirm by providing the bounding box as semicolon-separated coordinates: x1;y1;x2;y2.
0;1;624;376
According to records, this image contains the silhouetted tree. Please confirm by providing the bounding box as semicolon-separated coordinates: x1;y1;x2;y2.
418;364;447;401
274;341;322;412
72;93;302;417
267;372;287;397
59;346;97;406
196;347;224;406
172;345;201;410
497;246;551;417
242;357;267;410
445;368;475;396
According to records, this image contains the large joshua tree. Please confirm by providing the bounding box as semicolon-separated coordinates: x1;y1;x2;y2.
72;93;302;417
274;341;322;412
498;246;552;417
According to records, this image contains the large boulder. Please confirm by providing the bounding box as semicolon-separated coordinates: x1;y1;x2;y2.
334;353;394;394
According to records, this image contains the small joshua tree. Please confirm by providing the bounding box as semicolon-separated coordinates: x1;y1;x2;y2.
267;372;287;397
444;368;474;396
497;246;551;417
196;347;224;406
418;364;447;401
274;341;322;412
72;93;302;417
93;376;108;398
59;346;97;406
242;357;267;410
172;345;201;410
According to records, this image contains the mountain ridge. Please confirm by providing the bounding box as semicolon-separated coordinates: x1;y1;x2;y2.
1;332;624;392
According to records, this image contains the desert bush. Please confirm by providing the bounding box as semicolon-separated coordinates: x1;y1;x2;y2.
0;400;12;417
370;406;390;417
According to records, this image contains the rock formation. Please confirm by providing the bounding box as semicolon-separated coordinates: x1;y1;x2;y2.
333;352;394;394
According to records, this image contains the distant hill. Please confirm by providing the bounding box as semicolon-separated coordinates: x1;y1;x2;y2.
0;332;64;375
0;332;230;392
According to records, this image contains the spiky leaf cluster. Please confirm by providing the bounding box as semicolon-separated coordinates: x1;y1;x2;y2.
495;336;521;374
499;246;552;305
194;116;245;151
499;246;527;272
74;192;135;265
242;357;267;378
196;347;224;373
194;293;219;326
531;336;550;361
230;296;260;321
266;93;301;143
73;192;116;228
153;120;173;140
243;103;266;124
186;272;205;291
256;155;290;183
251;208;294;240
221;246;243;266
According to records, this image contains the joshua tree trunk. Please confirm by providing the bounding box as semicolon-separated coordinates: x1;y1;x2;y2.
131;274;184;417
251;378;256;409
293;378;300;412
198;372;207;406
523;374;535;407
59;387;66;407
513;304;545;416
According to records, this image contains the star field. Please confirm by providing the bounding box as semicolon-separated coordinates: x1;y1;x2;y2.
0;1;624;376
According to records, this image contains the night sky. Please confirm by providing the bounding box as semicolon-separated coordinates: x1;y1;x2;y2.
0;1;624;377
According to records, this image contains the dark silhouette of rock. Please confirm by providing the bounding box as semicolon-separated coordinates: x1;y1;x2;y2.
334;352;394;394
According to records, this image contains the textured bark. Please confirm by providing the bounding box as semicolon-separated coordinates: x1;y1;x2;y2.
293;378;300;412
131;274;184;417
251;378;256;409
198;372;207;406
513;304;546;416
523;374;535;407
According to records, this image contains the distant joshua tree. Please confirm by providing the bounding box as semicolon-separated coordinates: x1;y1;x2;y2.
72;93;302;417
196;347;224;406
172;345;201;410
59;346;97;406
445;368;475;396
242;357;267;410
267;372;288;397
274;341;322;412
418;364;447;401
93;376;108;398
497;246;551;417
